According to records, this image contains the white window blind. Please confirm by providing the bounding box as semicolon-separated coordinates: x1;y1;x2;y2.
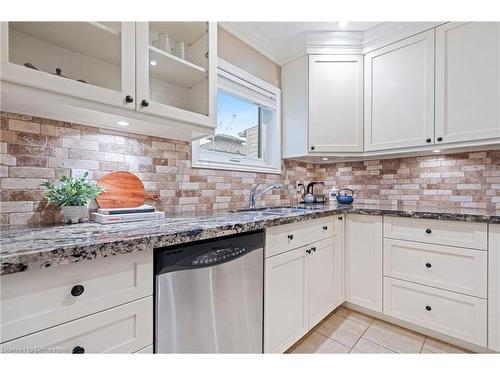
218;68;277;110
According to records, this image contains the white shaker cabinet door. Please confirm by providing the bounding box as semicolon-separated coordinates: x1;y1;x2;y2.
489;224;500;352
308;237;338;328
264;246;309;353
345;214;383;312
308;55;364;152
364;30;435;151
435;22;500;145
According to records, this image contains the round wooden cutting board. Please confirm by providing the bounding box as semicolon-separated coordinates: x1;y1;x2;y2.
96;171;159;208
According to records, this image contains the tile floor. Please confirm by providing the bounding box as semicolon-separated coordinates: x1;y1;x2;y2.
287;307;471;354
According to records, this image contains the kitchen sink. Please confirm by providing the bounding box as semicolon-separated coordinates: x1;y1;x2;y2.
231;205;324;215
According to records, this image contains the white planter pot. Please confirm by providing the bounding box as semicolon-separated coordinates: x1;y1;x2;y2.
61;206;87;224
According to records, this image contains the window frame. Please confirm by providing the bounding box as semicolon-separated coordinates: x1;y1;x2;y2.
192;58;281;174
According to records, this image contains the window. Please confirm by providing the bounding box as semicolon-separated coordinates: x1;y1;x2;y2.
192;58;281;174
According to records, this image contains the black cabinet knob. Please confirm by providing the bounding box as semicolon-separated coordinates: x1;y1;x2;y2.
312;247;316;252
306;249;311;254
310;146;315;150
425;229;432;234
437;137;443;142
141;99;149;107
425;305;432;311
72;346;85;354
426;138;432;143
425;263;432;268
125;95;134;103
288;234;294;240
71;285;84;297
323;226;328;230
338;216;343;221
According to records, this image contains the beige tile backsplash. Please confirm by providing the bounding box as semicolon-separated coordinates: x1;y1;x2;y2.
0;111;499;225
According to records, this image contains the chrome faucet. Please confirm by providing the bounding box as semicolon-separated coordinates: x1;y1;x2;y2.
249;183;284;209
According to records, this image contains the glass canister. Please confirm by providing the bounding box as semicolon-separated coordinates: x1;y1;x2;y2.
158;32;171;53
173;40;186;60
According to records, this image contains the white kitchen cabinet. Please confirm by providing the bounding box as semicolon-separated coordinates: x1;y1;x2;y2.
264;245;309;354
308;55;363;153
345;214;383;312
364;30;435;151
1;22;136;109
435;22;500;145
135;22;217;128
489;224;500;352
264;216;343;353
281;54;364;158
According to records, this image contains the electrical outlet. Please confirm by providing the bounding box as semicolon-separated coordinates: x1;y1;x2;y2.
71;169;90;179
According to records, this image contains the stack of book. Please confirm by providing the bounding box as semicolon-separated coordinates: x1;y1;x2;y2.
90;205;165;224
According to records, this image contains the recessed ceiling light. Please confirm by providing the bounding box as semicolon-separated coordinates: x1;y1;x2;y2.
433;149;441;153
338;21;349;28
117;120;130;127
322;157;329;161
150;60;157;66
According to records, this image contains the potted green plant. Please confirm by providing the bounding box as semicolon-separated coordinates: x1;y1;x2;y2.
41;172;104;224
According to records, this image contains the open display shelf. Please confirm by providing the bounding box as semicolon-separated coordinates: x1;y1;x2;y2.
9;21;122;65
148;45;207;89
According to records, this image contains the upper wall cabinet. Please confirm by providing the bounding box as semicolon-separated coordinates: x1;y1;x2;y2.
281;54;364;158
435;22;500;144
135;22;217;128
308;55;364;153
0;22;217;140
364;30;435;151
1;22;136;109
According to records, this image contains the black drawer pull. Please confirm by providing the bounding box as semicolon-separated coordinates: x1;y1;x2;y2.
437;137;443;142
72;346;85;354
425;229;432;234
288;234;294;240
425;263;432;268
338;216;343;221
425;305;432;311
312;247;316;252
306;249;311;254
323;226;328;230
71;285;84;297
426;138;432;143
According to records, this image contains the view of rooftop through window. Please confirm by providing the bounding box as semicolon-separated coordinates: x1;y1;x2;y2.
200;91;262;158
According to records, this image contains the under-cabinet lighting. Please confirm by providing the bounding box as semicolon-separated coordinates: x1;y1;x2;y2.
433;149;441;153
338;21;349;28
117;120;130;127
150;60;158;66
322;157;329;161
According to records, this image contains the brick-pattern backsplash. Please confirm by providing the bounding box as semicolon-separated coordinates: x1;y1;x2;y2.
0;112;314;225
1;111;499;225
314;152;500;210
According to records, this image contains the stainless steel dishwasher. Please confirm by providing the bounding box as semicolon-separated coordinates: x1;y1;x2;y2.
155;231;264;353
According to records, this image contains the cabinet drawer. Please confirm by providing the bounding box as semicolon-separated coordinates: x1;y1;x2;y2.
1;250;153;343
383;239;487;298
383;277;487;346
383;217;487;250
0;297;153;354
265;216;339;258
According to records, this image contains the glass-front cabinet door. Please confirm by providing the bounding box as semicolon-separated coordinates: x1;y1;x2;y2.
0;22;136;108
135;22;217;128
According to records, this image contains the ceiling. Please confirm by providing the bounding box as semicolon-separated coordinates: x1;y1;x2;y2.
220;22;381;65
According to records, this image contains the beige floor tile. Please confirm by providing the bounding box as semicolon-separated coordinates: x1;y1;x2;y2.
421;337;470;354
335;307;374;326
314;314;368;348
362;320;425;353
350;338;396;354
289;332;350;354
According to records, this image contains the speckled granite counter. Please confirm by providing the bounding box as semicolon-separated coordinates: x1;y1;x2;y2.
1;204;499;276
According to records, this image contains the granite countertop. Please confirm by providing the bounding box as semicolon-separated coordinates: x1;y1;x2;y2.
1;204;499;276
